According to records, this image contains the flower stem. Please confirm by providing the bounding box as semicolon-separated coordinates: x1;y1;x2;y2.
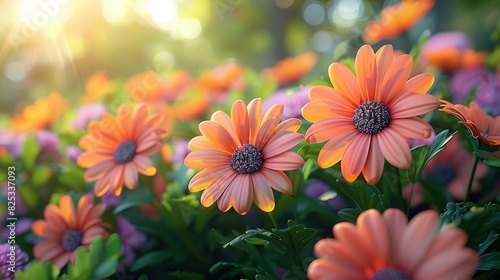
465;155;479;203
268;211;280;229
407;182;416;216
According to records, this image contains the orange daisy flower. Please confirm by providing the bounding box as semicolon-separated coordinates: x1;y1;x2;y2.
440;100;500;147
262;51;317;86
197;62;245;100
127;70;192;103
79;70;114;104
11;92;67;133
363;0;435;45
302;44;439;185
32;194;109;269
77;103;167;196
184;98;305;215
308;208;479;280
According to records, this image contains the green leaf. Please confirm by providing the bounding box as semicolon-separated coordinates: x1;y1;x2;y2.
31;165;53;187
130;250;174;272
15;261;59;280
407;145;430;183
113;187;153;214
63;234;121;280
302;159;316;181
479;252;500;270
20;135;40;171
224;228;285;254
167;271;205;280
337;208;361;223
409;29;431;62
408;130;455;183
474;150;500;167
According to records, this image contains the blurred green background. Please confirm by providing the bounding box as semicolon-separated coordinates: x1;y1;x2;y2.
0;0;499;113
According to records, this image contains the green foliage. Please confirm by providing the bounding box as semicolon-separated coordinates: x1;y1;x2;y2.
62;234;121;280
15;261;59;280
222;220;320;280
407;130;455;183
20;136;40;171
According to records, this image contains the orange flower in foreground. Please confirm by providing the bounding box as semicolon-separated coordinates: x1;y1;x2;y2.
440;100;500;147
184;98;305;215
262;51;317;86
308;208;479;280
77;103;167;196
363;0;434;45
79;70;114;104
302;44;439;184
32;194;108;269
11;92;67;133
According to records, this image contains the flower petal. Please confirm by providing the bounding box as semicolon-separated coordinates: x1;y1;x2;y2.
251;172;275;212
355;44;376;100
263;151;305;171
389;117;434;139
184;149;231;169
378;128;411;169
328;63;362;106
390;92;439;119
341;133;371;182
317;129;359;168
231;100;250;144
362;135;384;185
260;169;292;194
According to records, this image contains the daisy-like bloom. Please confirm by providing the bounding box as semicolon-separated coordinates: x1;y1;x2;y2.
263;85;312;121
262;52;317;86
184;98;305;215
197;62;245;100
440;100;500;147
302;44;439;185
0;244;29;280
363;0;434;45
127;70;192;103
420;32;487;73
32;194;108;269
79;70;114;104
77;103;167;196
173;91;212;121
308;208;479;280
11;92;67;133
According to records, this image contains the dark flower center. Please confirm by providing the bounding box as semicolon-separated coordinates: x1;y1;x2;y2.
230;144;263;174
369;268;410;280
429;163;456;185
114;140;137;163
62;230;83;252
352;100;391;134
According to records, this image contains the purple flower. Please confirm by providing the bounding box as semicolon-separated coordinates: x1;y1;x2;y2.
117;215;147;268
0;244;29;280
0;129;26;158
450;67;489;103
170;140;190;164
450;67;500;116
304;180;348;210
422;31;472;53
72;103;107;130
65;145;81;163
476;73;500;116
37;130;60;159
100;190;122;207
263;85;311;120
